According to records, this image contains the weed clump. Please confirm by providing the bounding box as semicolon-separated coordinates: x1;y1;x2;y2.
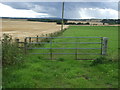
90;56;106;66
57;58;64;62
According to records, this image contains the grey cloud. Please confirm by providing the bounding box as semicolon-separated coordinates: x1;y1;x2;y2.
1;2;32;9
2;2;62;17
1;2;118;19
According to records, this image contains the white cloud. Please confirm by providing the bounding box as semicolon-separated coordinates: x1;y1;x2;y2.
79;8;118;19
0;3;52;18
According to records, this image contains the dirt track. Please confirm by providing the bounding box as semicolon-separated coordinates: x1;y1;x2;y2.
1;19;69;41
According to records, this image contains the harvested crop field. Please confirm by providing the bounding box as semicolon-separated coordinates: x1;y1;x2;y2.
1;19;69;41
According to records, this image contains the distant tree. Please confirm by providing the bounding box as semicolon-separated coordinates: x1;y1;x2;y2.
85;22;90;25
56;19;68;24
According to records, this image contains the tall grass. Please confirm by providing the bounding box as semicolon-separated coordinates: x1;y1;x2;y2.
2;34;24;66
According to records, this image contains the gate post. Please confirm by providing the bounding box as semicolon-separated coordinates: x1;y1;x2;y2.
101;37;108;55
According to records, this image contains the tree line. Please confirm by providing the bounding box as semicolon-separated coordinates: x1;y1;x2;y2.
27;19;90;25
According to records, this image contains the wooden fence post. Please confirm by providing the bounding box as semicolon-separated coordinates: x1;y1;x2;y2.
29;37;31;43
15;39;19;47
24;38;27;54
102;37;108;55
36;35;38;42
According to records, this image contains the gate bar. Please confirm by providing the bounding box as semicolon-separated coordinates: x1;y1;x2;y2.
27;48;101;50
29;53;101;55
26;37;102;39
28;42;101;44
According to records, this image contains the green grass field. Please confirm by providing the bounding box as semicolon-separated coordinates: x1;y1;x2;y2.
3;26;118;88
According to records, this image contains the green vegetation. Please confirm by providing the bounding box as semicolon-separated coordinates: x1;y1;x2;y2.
2;34;25;66
3;26;118;88
64;22;90;25
27;18;68;24
30;26;118;60
27;18;90;25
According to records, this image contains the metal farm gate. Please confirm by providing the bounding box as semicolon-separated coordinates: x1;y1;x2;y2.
18;37;108;60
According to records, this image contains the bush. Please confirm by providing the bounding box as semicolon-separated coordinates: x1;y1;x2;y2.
85;22;90;25
2;34;24;66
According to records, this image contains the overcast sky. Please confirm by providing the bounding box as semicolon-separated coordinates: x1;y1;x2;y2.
0;2;119;19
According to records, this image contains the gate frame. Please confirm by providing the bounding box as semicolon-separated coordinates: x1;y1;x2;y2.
17;37;108;60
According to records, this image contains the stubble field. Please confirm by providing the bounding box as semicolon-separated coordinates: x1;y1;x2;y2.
1;19;69;41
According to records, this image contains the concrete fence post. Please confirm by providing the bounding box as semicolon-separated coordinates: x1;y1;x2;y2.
102;37;108;55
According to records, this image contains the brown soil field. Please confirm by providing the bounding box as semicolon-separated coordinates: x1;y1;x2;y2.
1;19;69;41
